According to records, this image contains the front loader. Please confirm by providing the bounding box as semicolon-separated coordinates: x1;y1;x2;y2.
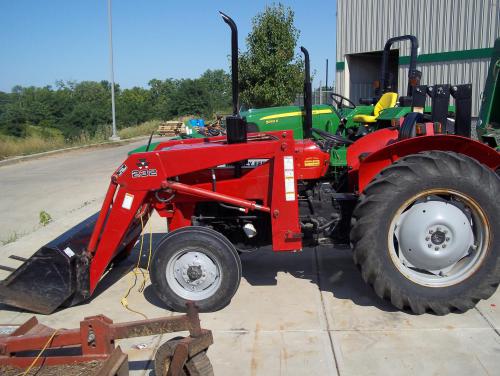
0;13;499;317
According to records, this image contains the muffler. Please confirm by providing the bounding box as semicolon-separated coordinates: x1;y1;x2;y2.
220;11;248;144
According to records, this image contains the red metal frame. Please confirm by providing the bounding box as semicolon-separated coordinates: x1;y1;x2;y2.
79;127;499;297
350;132;500;192
86;131;325;293
0;302;212;373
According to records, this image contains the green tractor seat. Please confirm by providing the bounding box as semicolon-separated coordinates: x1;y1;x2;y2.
353;92;398;123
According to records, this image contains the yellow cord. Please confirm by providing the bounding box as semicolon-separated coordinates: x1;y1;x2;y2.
18;329;59;376
120;214;153;319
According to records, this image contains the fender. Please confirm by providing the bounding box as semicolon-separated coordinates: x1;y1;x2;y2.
353;135;500;192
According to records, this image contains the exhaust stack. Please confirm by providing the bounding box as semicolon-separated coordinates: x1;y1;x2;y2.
301;46;313;139
220;11;247;144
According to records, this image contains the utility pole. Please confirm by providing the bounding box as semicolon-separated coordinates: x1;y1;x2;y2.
108;0;119;141
326;58;329;90
319;80;322;105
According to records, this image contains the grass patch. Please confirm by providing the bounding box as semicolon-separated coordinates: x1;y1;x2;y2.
0;135;69;159
1;231;23;246
119;120;162;139
0;120;164;160
39;210;52;226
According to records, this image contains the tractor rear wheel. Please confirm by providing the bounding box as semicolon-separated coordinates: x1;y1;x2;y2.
151;226;241;312
351;151;500;315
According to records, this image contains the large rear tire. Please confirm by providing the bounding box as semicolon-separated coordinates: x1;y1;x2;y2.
151;226;241;312
351;151;500;315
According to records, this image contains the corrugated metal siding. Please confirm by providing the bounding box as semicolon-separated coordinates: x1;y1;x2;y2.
335;0;500;115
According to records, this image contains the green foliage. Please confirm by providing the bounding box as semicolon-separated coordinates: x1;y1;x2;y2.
239;3;304;108
39;210;52;226
199;69;232;115
0;70;232;141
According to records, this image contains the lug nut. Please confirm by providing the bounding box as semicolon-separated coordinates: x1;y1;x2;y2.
425;236;430;241
434;246;440;251
428;244;432;248
429;229;434;234
442;244;446;248
437;227;441;231
446;237;450;241
443;230;448;234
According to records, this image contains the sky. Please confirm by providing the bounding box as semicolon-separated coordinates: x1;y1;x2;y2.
0;0;336;92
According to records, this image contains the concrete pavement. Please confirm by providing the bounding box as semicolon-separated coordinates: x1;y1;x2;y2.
0;138;156;243
0;142;498;375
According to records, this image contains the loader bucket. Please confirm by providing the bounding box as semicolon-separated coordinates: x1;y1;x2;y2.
0;213;97;314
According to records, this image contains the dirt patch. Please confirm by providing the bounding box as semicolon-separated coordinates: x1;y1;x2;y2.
0;360;104;376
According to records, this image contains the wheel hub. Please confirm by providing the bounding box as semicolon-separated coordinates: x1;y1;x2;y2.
430;230;446;245
187;265;203;281
167;250;221;300
395;200;474;272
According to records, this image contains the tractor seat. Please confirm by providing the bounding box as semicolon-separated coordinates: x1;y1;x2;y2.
353;92;398;123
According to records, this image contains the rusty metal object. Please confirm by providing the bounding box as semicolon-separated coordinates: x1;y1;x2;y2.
0;302;212;376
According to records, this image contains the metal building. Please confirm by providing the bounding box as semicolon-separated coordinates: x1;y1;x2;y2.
335;0;500;115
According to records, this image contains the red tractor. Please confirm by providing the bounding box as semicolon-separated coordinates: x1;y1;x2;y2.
0;13;499;316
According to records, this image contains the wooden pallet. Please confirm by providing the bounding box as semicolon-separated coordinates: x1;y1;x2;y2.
157;121;184;136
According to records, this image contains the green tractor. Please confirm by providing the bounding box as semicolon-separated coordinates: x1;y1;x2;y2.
179;35;423;141
241;35;425;139
477;37;500;151
175;33;454;168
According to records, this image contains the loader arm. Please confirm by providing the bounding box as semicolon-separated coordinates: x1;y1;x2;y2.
88;131;303;294
0;131;304;313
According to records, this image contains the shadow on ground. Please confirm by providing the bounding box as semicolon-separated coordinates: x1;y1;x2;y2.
139;233;397;313
0;232;396;314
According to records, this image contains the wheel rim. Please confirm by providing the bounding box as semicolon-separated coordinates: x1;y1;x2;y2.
166;248;222;300
388;189;490;287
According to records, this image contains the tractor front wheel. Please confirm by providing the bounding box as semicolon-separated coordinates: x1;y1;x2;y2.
151;226;242;312
351;151;500;315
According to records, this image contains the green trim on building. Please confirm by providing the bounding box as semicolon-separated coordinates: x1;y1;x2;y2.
336;47;493;71
399;47;493;65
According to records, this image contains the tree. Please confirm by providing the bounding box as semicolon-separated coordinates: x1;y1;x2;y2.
169;79;211;117
239;3;304;108
198;69;231;115
117;87;152;127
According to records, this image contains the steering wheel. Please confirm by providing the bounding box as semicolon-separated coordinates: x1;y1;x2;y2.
312;128;353;146
330;93;357;110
